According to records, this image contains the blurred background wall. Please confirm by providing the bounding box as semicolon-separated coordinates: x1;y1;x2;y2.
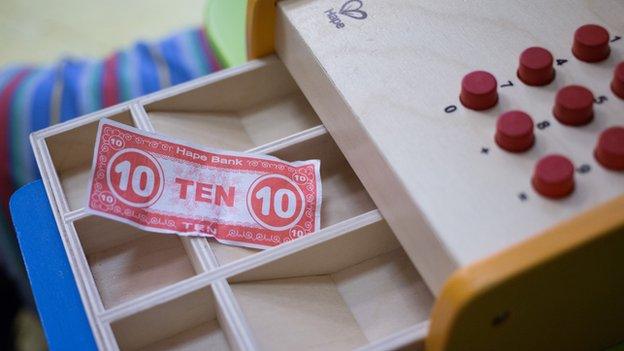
0;0;204;65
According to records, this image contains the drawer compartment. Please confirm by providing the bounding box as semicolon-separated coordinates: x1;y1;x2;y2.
144;58;321;151
207;132;377;266
227;218;433;351
44;110;135;210
73;216;197;308
111;287;231;351
31;56;431;351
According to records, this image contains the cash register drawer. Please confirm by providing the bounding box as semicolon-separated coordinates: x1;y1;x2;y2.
32;56;434;350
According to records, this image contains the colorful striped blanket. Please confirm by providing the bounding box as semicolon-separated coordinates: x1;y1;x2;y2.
0;27;223;287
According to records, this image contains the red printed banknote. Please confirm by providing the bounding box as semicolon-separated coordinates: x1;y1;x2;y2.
87;119;322;249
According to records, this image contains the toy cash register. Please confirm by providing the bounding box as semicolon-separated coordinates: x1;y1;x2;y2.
22;0;624;350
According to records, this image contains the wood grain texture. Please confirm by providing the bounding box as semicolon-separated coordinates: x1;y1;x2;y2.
32;57;429;350
148;91;320;151
111;287;230;351
277;0;624;293
45;110;135;210
232;275;369;351
228;217;433;349
138;321;229;351
208;123;376;266
333;250;433;342
272;133;377;227
230;218;400;282
74;216;196;308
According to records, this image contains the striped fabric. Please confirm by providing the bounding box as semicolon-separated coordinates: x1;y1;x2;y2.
0;27;223;300
0;27;222;220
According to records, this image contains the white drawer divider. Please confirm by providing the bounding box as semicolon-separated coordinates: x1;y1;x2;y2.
212;280;260;351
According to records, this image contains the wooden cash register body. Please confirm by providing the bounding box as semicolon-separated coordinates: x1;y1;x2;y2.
30;1;624;350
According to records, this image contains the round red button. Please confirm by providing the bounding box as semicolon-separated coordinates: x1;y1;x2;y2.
611;62;624;100
460;71;498;110
532;155;575;199
553;85;594;126
495;111;535;152
518;47;555;86
595;126;624;171
572;24;610;63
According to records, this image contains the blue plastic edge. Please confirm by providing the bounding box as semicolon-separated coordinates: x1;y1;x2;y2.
9;180;97;351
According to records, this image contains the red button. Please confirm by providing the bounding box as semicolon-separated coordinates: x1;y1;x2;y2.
595;126;624;171
495;111;535;152
532;155;575;199
611;62;624;99
572;24;610;63
553;85;594;126
460;71;498;110
518;47;555;86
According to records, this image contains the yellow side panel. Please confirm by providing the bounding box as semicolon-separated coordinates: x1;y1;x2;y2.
428;195;624;351
246;0;277;60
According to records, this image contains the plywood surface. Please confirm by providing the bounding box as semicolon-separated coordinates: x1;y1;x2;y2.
46;110;134;210
277;0;624;292
271;133;376;227
76;215;196;308
333;250;433;342
149;91;320;151
228;216;433;349
139;321;230;351
229;248;433;350
87;234;195;308
232;275;369;351
112;288;221;350
209;131;376;266
31;57;432;350
61;167;93;210
230;219;400;283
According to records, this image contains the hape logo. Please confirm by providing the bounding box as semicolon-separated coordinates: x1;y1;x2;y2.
325;0;367;29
